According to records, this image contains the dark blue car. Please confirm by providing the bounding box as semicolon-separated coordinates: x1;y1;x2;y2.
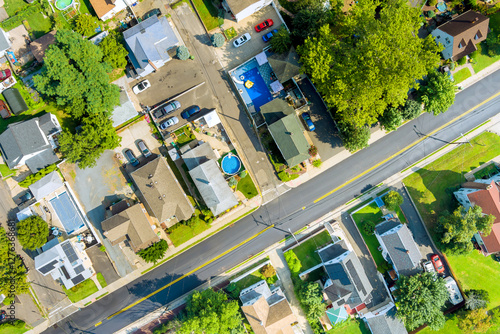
301;112;315;131
262;29;278;42
181;106;201;119
124;149;139;167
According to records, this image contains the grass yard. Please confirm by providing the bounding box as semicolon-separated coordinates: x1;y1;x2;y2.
452;67;472;84
174;125;195;147
26;12;53;39
473;162;499;180
192;0;222;31
166;219;210;247
0;320;29;334
286;230;333;272
403;131;500;233
471;52;500;73
234;265;278;291
420;313;500;334
351;202;386;267
0;162;16;178
63;277;99;303
236;174;258;199
4;0;28;16
96;272;107;288
326;318;371;334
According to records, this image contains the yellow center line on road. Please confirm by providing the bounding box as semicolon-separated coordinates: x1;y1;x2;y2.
313;90;500;204
98;223;275;326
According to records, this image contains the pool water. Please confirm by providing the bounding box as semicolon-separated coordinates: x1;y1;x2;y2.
55;0;73;10
241;67;273;112
221;154;241;175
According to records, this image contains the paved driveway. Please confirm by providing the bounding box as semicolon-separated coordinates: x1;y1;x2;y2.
86;246;120;285
215;5;284;70
116;119;161;162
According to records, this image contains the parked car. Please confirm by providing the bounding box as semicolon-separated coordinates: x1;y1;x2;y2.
0;69;11;81
494;253;500;263
301;112;315;131
124;149;139;167
181;106;201;119
19;191;32;204
137;140;151;158
233;33;251;48
143;8;161;20
422;260;435;273
132;80;150;94
431;254;445;274
0;310;6;321
262;29;278;43
159;116;179;130
255;19;273;32
163;100;181;114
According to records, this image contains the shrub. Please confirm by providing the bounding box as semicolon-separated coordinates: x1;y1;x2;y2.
362;221;375;235
138;240;168;263
260;264;276;278
284;251;301;275
457;56;467;65
226;282;240;299
470;43;482;60
240;170;247;178
228;176;238;187
308;145;318;156
449;61;456;70
429;0;438;5
176;46;190;60
99;245;106;252
312;159;322;168
384;190;403;211
377;261;392;273
211;33;225;47
19;164;59;187
427;10;436;18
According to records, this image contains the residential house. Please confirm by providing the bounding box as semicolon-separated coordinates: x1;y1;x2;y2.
362;301;408;334
181;142;238;216
102;201;159;252
222;0;273;22
123;16;180;78
454;178;500;254
240;279;301;334
375;218;422;277
89;0;130;21
130;156;194;228
431;10;489;61
2;88;28;115
318;239;373;316
28;171;64;201
0;28;11;58
0;113;61;172
34;239;94;289
261;99;310;167
29;30;56;63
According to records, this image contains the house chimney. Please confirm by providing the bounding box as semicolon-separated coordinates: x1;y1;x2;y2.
471;17;478;24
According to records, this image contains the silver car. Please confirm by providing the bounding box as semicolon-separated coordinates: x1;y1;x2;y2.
137;140;151;158
159;116;179;130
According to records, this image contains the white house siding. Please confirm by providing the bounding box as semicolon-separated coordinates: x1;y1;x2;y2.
234;0;272;22
431;29;454;60
100;0;127;21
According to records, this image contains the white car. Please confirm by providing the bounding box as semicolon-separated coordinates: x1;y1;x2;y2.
132;80;151;94
422;261;436;273
233;33;251;48
159;116;179;130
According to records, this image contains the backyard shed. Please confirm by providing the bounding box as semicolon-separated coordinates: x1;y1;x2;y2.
2;88;28;115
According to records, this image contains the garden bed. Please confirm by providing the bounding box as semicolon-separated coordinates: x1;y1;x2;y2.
173;125;196;147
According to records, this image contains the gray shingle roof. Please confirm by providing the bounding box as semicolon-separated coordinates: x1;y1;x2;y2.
0;29;9;52
189;160;238;216
130;157;194;227
29;171;63;200
181;142;217;171
376;219;422;277
366;306;408;334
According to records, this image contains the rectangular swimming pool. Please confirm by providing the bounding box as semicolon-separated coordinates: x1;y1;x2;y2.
241;67;273;112
49;191;86;235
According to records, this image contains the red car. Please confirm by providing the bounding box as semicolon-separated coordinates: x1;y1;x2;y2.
431;254;445;274
255;19;274;32
0;69;11;81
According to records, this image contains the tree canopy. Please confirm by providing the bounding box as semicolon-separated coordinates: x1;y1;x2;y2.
384;191;404;211
17;216;49;250
73;14;99;37
99;32;128;69
465;289;490;310
401;99;422;120
34;30;120;119
418;71;456;115
436;206;494;255
0;226;29;296
458;308;492;334
179;289;244;334
270;27;292;54
379;107;403;132
299;282;326;319
211;33;225;48
338;121;370;152
58;113;121;169
297;0;442;128
395;272;448;331
137;240;168;263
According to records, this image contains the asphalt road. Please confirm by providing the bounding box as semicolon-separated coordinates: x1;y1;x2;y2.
42;72;500;333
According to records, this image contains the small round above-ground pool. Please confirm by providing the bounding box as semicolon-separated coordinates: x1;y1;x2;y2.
55;0;74;10
221;153;241;175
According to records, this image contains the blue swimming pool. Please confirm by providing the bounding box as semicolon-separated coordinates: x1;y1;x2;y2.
221;154;241;175
241;67;273;112
49;192;85;235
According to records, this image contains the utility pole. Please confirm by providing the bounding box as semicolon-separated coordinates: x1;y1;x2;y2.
288;228;298;244
461;133;473;147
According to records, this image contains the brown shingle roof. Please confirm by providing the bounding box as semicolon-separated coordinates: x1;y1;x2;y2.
102;203;159;252
29;30;56;63
436;10;489;61
130;157;194;227
241;296;297;334
89;0;115;19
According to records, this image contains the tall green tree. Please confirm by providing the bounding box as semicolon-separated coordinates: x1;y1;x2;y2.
458;308;492;334
292;4;333;44
179;289;244;334
338;121;370;152
395;273;448;331
401;99;422;120
58;113;121;169
465;289;490;310
436;206;494;255
270;27;292;54
137;240;168;263
73;14;99;37
17;216;49;250
384;190;404;211
418;71;456;115
299;282;326;319
0;227;29;296
297;0;442;128
379;107;403;131
34;30;120;119
99;32;128;69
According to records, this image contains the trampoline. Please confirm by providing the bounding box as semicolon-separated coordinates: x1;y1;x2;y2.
49;192;85;235
375;197;384;208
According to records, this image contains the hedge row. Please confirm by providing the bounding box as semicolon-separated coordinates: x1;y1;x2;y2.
19;163;58;188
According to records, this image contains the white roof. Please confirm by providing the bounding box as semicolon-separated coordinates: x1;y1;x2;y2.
29;171;64;200
204;109;221;128
16;206;34;221
255;51;268;66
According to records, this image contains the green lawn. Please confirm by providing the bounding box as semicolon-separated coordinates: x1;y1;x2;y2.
453;67;472;84
471;52;500;73
473;162;498;180
192;0;222;31
326;318;370;334
0;320;29;334
3;0;28;16
174;125;195;147
286;230;333;272
96;272;107;288
166;219;210;247
403;131;500;233
234;266;278;291
26;12;53;39
0;162;16;178
420;313;500;334
236;174;258;199
63;277;99;303
351;202;386;267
